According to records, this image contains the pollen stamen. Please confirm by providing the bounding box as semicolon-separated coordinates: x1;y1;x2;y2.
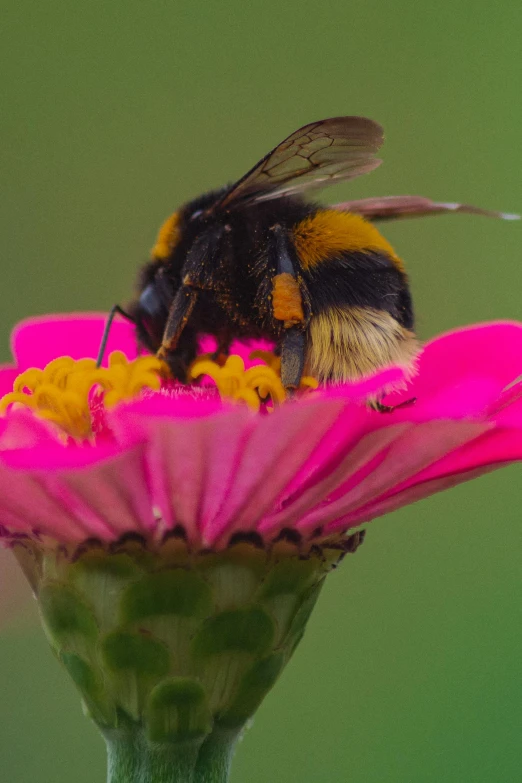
190;355;285;411
0;348;318;437
0;353;166;439
189;353;318;410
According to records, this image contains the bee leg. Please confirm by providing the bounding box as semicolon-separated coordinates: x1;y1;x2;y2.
281;327;307;391
164;326;199;382
157;286;198;363
269;224;309;392
97;304;136;367
211;329;232;365
370;397;417;414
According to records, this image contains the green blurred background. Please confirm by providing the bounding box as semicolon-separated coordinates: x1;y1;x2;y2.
2;1;522;780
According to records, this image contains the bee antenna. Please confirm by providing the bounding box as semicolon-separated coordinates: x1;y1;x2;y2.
96;305;136;368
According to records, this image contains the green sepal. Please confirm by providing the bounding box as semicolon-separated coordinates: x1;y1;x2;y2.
258;557;319;600
102;630;170;677
60;652;116;726
38;582;98;648
68;553;144;631
146;677;212;743
31;537;344;774
196;544;267;611
101;630;172;721
192;606;275;658
217;653;285;728
257;558;324;643
70;552;142;580
121;569;212;623
281;579;324;654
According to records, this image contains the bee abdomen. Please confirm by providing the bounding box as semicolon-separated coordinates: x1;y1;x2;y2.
306;306;418;384
288;208;417;384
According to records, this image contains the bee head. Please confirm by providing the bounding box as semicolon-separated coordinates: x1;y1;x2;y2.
131;186;230;353
131;260;174;353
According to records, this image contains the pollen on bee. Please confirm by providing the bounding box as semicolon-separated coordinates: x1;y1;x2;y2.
271;273;305;325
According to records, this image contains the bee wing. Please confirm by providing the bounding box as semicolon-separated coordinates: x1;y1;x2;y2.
332;195;520;222
218;117;384;208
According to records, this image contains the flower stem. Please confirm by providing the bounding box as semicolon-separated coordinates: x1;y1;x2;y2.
193;729;239;783
105;731;201;783
106;733;141;783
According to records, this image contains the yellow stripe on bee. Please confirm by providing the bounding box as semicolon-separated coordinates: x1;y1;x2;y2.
307;306;418;384
292;210;404;271
151;211;181;260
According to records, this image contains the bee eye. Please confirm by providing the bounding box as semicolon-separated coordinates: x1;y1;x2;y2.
190;209;203;221
139;283;164;319
136;282;168;348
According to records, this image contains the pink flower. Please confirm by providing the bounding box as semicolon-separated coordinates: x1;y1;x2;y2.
1;313;521;549
3;312;522;773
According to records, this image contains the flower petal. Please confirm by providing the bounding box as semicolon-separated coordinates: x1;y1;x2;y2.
0;443;155;542
12;313;137;369
298;419;488;534
207;398;346;546
261;422;410;535
344;419;522;528
407;322;522;400
2;314;522;550
0;408;63;451
0;366;17;397
131;407;254;544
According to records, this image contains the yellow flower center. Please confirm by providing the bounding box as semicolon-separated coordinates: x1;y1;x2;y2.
0;352;166;439
189;352;317;411
0;350;318;438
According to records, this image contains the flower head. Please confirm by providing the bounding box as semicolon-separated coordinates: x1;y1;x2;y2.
1;313;522;770
0;314;521;550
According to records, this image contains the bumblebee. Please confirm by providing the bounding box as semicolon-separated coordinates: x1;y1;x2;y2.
113;117;516;390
